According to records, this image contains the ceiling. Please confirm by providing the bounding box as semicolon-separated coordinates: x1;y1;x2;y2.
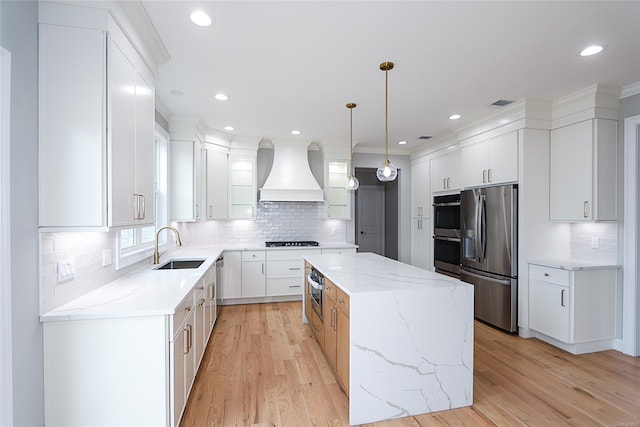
142;1;640;154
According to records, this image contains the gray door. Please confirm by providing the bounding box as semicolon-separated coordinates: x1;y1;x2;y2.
461;185;517;277
356;185;385;255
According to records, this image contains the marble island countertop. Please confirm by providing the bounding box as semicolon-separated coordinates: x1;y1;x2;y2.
304;252;465;295
41;242;357;322
303;252;474;425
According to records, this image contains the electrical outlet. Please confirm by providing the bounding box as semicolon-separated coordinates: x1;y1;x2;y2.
102;249;112;267
57;258;76;283
591;237;600;249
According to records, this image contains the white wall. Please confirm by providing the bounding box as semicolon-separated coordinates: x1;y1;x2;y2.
0;1;44;425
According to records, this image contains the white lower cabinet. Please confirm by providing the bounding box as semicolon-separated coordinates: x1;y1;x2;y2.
221;251;242;299
241;250;266;297
266;249;321;296
44;264;218;427
528;263;617;354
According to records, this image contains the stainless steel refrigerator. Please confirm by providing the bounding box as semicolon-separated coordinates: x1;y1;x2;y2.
460;184;517;333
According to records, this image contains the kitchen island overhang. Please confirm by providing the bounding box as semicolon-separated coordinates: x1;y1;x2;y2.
303;252;474;426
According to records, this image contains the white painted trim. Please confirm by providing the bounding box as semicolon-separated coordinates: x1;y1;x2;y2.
0;46;13;427
621;81;640;99
623;114;640;356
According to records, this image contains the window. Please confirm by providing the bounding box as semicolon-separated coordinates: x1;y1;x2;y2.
116;124;169;269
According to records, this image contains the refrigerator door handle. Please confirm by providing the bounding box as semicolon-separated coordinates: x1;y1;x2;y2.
480;194;487;263
475;194;482;263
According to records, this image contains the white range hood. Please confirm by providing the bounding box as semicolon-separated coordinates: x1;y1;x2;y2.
260;140;324;202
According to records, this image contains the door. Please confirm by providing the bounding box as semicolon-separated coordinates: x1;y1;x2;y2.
356;185;384;255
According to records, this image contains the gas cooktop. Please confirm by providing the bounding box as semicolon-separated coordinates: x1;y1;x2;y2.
265;241;319;248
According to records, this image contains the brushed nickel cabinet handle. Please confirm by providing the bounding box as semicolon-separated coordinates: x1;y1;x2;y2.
483;170;487;183
583;201;589;218
488;168;492;182
561;289;566;307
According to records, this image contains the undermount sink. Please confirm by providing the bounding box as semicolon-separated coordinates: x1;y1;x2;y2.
155;259;205;270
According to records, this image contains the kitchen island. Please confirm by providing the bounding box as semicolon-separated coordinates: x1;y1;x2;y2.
303;252;474;426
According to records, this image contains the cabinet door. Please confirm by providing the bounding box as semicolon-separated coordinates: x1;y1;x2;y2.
336;308;350;395
172;324;187;427
431;150;461;193
550;121;593;221
411;161;430;217
206;149;228;219
241;262;266;297
229;157;256;219
109;40;137;226
39;24;107;228
488;131;518;184
195;289;206;367
170;140;196;221
326;160;350;219
221;251;242;299
529;279;570;342
411;217;432;270
133;72;156;224
462;141;488;188
324;300;337;370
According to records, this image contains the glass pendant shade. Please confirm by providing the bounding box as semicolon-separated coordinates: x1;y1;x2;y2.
376;159;398;182
377;61;397;182
346;174;360;190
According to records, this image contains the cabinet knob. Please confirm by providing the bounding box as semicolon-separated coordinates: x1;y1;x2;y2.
544;273;549;277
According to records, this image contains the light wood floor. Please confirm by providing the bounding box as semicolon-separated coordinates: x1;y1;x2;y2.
180;302;640;427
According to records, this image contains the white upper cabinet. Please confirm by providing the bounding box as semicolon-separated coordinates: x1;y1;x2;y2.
550;119;617;221
462;131;518;188
170;139;202;221
110;39;156;226
326;160;350;219
229;156;257;219
205;146;229;220
431;150;461;193
38;6;157;229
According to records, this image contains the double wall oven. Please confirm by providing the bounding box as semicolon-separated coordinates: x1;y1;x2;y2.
433;193;461;278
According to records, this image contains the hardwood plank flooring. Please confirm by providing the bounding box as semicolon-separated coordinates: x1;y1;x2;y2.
180;302;640;427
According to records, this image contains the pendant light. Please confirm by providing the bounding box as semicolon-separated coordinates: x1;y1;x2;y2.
345;102;360;191
376;61;398;182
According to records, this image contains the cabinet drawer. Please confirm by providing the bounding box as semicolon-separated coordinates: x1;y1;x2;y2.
242;250;265;261
529;265;570;286
173;290;196;336
267;277;303;296
267;259;304;278
336;287;350;315
320;248;356;255
266;248;321;260
324;278;337;303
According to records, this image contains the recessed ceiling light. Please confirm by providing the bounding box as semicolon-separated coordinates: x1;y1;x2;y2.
291;130;301;135
170;89;184;96
214;93;228;101
224;126;234;131
398;140;407;145
190;11;212;27
580;45;604;57
449;114;461;120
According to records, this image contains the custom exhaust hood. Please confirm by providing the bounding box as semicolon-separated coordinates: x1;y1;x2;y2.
259;140;324;202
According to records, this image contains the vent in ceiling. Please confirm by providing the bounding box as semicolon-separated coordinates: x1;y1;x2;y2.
491;99;514;107
418;135;432;140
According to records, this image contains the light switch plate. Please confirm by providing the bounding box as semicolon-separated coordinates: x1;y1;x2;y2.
591;237;600;249
102;249;112;267
57;258;76;283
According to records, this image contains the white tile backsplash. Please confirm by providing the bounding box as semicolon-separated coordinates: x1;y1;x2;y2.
570;222;618;264
40;230;148;314
180;201;348;245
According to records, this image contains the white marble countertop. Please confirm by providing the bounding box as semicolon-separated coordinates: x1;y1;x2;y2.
303;252;467;295
41;242;357;322
529;259;621;271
